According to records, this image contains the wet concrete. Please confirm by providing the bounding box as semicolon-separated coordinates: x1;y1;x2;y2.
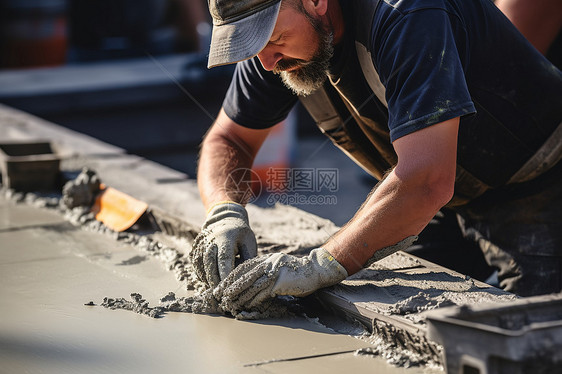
0;196;430;374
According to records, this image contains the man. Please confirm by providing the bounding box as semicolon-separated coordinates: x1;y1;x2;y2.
192;0;562;316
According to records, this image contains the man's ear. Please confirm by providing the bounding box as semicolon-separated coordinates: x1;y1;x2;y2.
303;0;328;17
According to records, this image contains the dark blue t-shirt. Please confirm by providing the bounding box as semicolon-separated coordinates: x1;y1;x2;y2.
222;0;562;176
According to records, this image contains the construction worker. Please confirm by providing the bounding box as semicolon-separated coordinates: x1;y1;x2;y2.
192;0;562;315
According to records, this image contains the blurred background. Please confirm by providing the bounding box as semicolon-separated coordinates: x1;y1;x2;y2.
0;0;375;226
0;0;226;172
0;0;210;66
0;0;560;227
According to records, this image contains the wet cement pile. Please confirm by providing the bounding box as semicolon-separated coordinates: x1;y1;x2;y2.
100;291;220;318
355;314;444;369
302;303;444;369
388;289;516;323
355;335;442;369
100;290;292;320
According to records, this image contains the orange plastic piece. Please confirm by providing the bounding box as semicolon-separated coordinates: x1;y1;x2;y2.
91;186;148;232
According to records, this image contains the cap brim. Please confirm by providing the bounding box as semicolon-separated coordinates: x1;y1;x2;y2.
207;2;282;69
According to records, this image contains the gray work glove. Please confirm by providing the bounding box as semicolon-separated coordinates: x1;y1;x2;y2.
213;248;348;316
191;202;257;288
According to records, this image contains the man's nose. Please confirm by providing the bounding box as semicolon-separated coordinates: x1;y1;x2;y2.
257;47;283;71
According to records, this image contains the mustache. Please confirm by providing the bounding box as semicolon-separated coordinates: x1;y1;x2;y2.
273;58;313;73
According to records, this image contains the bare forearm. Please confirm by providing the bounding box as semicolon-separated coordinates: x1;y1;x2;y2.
197;110;272;210
325;117;459;275
197;134;254;209
324;169;448;274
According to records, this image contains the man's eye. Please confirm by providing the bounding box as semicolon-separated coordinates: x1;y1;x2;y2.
270;35;284;44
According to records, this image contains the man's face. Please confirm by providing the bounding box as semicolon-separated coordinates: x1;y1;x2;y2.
257;2;333;96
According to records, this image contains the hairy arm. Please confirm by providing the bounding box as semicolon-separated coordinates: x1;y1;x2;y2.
324;117;460;274
197;109;272;210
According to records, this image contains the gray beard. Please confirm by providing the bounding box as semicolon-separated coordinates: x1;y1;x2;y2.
277;32;334;96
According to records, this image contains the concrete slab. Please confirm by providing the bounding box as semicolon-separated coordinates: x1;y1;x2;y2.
0;196;426;374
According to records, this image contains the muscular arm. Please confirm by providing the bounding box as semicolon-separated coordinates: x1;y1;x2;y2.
324;117;460;274
197;109;273;210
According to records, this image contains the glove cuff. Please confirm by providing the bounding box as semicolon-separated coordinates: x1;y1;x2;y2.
206;200;244;214
204;201;249;227
363;235;418;268
311;248;348;285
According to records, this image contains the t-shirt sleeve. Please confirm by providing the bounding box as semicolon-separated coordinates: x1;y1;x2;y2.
222;57;298;129
372;8;476;142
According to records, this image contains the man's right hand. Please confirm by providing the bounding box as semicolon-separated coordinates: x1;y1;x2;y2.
191;202;257;288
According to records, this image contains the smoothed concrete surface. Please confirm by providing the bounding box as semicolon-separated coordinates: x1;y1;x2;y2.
0;197;425;374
